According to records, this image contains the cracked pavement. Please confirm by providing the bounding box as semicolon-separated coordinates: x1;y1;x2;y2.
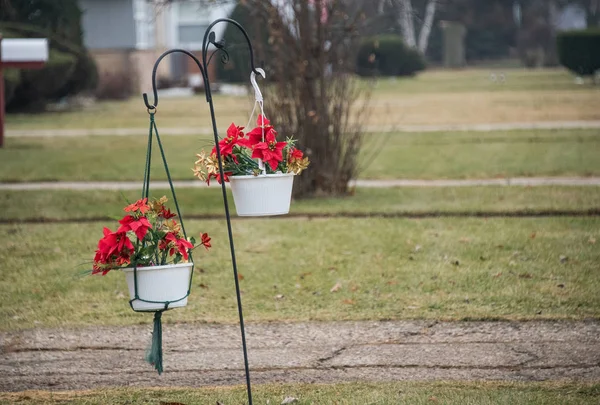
1;320;599;391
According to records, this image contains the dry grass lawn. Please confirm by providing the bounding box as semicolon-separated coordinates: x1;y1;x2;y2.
5;68;600;131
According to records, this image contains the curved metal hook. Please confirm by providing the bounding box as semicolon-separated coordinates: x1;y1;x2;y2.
250;68;266;102
142;49;207;109
201;18;262;80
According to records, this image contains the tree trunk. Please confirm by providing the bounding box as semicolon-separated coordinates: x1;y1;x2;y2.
398;0;416;48
417;0;437;54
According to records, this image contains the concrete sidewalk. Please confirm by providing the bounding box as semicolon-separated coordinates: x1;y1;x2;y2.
1;177;600;191
6;120;600;137
1;320;598;391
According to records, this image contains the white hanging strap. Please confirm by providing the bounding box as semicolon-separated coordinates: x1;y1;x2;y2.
247;69;267;175
250;68;266;102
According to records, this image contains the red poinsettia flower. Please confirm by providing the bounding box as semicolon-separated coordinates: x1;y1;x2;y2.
289;147;304;161
124;198;150;214
217;123;245;156
251;131;287;171
207;171;233;185
227;123;245;138
200;232;212;250
160;206;177;219
117;215;152;240
246;115;275;146
163;232;193;260
93;227;134;274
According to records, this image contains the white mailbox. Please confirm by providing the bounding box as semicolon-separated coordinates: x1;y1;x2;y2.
0;37;49;147
0;38;49;64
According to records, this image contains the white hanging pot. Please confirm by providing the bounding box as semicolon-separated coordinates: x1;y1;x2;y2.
230;172;294;216
122;262;193;311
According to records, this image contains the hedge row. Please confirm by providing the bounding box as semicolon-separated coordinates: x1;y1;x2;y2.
557;29;600;77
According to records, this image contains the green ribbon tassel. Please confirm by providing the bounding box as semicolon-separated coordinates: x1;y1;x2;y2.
145;311;163;374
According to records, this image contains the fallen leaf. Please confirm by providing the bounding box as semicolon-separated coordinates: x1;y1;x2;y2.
530;232;537;239
414;245;422;252
275;294;285;300
557;284;565;288
281;397;298;404
199;283;208;289
451;260;460;266
330;282;342;293
493;272;503;278
459;237;470;243
387;280;398;285
342;299;355;305
429;396;438;402
519;273;533;279
300;272;312;279
559;255;568;263
350;285;359;292
237;273;244;280
589;237;597;244
328;266;337;272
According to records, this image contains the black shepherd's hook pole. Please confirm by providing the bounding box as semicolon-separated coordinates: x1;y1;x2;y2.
142;18;261;405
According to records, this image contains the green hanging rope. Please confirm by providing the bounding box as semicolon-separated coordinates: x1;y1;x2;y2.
145;310;164;374
128;111;194;374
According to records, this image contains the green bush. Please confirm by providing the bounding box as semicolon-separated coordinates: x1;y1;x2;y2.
3;69;21;105
356;35;426;77
557;29;600;76
8;49;77;111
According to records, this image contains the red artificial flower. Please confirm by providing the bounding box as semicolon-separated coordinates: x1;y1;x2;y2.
124;198;150;214
163;232;193;260
217;123;245;156
227;123;245;138
207;171;233;185
117;215;152;240
160;206;177;219
251;131;287;171
93;227;134;274
200;232;212;250
289;147;304;161
246;115;275;146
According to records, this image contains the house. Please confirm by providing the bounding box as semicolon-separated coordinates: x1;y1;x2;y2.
79;0;234;94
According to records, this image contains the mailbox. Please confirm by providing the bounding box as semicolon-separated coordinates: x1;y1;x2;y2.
0;37;49;147
0;38;49;67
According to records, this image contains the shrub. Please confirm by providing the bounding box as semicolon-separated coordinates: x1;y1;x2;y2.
3;69;21;105
356;35;426;77
7;49;77;111
557;29;600;77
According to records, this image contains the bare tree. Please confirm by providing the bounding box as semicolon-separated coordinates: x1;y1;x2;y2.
379;0;438;54
229;0;372;197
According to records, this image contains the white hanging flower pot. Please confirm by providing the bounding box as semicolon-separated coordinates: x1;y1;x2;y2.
122;262;193;311
230;172;295;216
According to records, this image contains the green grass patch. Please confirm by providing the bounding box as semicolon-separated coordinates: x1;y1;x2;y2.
360;129;600;179
1;217;598;331
1;186;600;221
0;382;598;404
1;129;599;182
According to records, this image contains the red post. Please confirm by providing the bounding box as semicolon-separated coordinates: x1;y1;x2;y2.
0;35;4;148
